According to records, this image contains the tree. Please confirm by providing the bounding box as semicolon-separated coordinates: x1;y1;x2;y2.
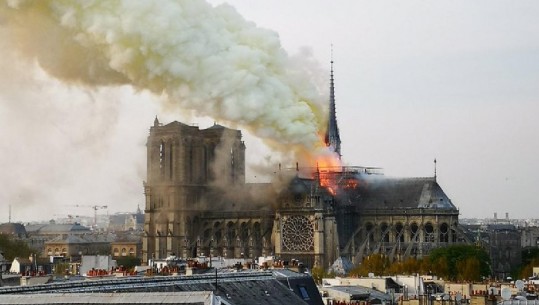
311;266;334;284
0;234;33;261
456;257;481;282
429;245;490;281
349;254;390;277
518;248;539;279
116;256;142;271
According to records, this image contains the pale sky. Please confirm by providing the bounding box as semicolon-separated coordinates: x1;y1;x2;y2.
206;0;539;220
1;1;538;222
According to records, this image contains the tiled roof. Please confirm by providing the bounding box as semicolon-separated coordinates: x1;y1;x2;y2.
0;270;323;305
350;176;456;210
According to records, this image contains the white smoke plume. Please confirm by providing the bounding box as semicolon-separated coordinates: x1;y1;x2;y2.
0;0;328;155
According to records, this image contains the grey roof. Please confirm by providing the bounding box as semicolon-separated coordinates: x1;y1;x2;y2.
325;285;393;301
350;176;456;210
206;123;226;129
25;223;91;234
328;257;354;276
0;270;322;305
486;224;517;231
109;213;144;229
113;233;142;243
0;292;213;304
45;235;90;244
0;223;27;236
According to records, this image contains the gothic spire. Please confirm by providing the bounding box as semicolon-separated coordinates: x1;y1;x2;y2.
325;55;342;159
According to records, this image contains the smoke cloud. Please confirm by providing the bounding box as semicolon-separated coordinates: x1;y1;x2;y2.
0;0;328;155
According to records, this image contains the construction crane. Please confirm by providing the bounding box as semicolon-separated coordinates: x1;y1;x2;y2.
69;205;108;227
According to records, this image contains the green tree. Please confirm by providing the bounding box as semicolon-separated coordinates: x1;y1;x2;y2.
431;255;449;279
349;254;390;277
429;245;490;281
116;256;142;271
518;248;539;280
311;266;334;284
456;257;481;282
0;234;33;261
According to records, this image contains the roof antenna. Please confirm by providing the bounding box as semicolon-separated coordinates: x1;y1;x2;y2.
434;158;437;181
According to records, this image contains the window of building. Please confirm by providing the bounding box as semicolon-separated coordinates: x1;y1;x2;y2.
298;286;310;301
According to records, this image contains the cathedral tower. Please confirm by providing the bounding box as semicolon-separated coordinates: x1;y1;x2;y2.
142;119;246;262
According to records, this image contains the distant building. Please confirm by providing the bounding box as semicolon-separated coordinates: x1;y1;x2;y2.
520;226;539;248
26;222;92;239
0;223;27;238
460;223;522;280
80;255;117;276
111;233;142;259
44;235;111;258
322;285;394;305
9;256;51;275
24;222;92;252
0;249;10;273
108;208;144;232
486;224;521;280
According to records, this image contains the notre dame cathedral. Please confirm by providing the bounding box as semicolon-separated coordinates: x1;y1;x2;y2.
142;66;468;269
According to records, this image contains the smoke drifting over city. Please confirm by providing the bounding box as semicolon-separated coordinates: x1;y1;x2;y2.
0;0;336;220
1;0;328;152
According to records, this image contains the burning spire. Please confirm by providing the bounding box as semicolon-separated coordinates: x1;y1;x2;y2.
324;55;342;159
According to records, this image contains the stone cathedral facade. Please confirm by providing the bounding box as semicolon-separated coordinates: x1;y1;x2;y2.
142;69;468;268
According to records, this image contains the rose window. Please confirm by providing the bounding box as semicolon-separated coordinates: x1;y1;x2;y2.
281;215;314;251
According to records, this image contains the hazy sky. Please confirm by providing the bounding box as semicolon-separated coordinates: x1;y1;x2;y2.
1;0;538;222
206;0;539;220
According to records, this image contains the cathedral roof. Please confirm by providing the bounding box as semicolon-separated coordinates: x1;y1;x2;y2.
352;176;456;210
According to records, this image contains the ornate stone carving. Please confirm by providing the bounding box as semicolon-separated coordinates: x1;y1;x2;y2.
281;215;314;251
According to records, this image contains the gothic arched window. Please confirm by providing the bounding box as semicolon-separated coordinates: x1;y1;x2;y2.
159;140;166;175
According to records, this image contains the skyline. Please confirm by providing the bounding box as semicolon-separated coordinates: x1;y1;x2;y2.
1;0;538;221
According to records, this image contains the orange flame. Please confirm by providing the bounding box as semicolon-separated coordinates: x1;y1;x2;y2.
313;146;342;195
